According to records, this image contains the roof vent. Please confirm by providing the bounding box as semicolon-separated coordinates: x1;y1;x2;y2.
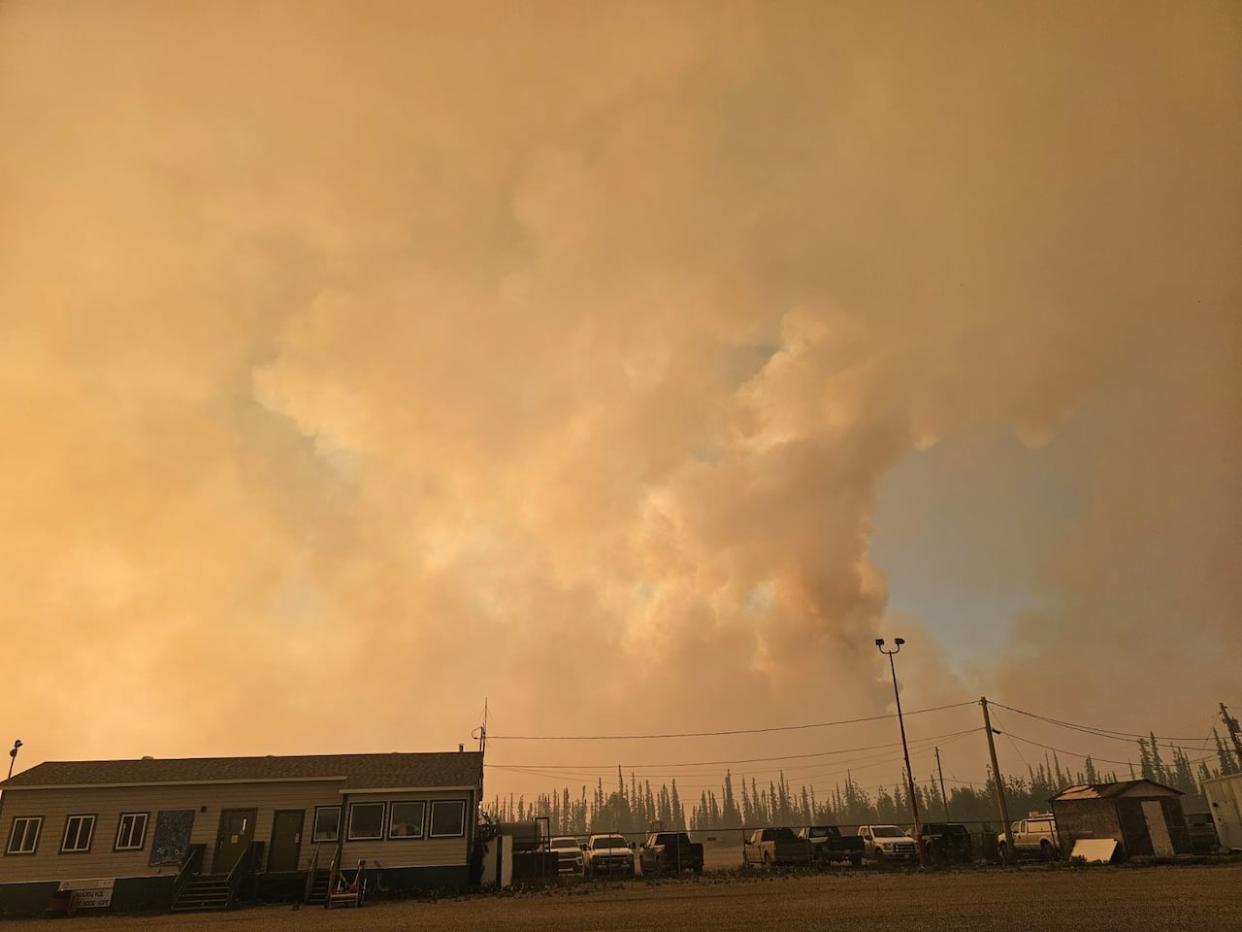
141;756;154;761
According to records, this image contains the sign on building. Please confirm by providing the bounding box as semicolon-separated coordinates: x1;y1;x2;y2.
58;879;114;909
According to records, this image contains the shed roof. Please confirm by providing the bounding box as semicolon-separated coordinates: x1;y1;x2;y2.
1051;780;1182;802
0;751;483;791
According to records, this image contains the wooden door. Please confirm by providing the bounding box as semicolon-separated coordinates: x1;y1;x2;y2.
1141;800;1174;857
268;810;305;872
213;808;257;874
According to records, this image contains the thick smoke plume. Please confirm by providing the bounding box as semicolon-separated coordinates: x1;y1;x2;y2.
0;1;1237;794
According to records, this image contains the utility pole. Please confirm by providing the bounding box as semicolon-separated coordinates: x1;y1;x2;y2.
6;740;20;781
479;699;489;755
981;698;1014;862
935;746;950;821
876;638;924;867
1221;703;1242;764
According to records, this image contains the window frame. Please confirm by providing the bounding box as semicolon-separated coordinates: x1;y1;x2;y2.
311;805;342;844
114;812;149;852
60;814;97;854
387;801;426;840
346;802;386;842
5;816;43;856
428;800;466;839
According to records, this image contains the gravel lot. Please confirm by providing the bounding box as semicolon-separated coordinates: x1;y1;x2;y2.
4;864;1238;931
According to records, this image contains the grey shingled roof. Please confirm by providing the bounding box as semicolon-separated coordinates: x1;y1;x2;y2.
1051;779;1181;801
0;751;483;791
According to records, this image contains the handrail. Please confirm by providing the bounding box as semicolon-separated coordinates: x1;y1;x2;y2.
171;844;205;903
225;841;259;909
303;845;321;903
325;846;340;909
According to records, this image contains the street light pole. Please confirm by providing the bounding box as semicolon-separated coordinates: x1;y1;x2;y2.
876;638;924;867
6;740;21;781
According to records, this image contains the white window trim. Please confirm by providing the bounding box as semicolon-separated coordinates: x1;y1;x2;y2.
61;814;96;853
387;801;426;839
115;812;148;851
6;816;42;855
346;802;386;841
312;805;342;843
428;800;466;839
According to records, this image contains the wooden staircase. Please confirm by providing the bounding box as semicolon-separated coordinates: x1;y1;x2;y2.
172;874;231;912
305;870;331;907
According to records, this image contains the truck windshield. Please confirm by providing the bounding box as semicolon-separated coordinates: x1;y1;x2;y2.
872;826;904;838
593;836;627;849
809;827;841;838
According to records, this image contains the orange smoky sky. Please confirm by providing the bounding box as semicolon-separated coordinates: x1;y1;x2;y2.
0;1;1238;801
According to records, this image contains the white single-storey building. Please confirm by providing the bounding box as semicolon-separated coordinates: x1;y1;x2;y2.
0;750;482;916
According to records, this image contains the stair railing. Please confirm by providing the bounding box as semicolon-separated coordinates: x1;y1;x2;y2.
171;844;206;906
303;845;321;904
225;841;259;909
325;846;340;909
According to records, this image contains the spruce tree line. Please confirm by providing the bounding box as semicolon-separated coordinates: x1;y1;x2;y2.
485;736;1239;834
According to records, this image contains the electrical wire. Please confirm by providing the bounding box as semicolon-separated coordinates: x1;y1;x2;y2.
988;700;1218;747
482;728;981;772
486;700;978;741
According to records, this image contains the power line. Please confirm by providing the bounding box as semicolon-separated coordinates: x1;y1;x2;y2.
483;728;981;772
486;700;977;741
1001;729;1215;769
988;700;1217;746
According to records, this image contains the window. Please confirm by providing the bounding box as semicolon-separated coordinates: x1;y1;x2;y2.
312;806;341;843
115;813;148;851
429;800;465;838
347;803;385;841
388;802;425;839
61;815;96;853
6;817;42;855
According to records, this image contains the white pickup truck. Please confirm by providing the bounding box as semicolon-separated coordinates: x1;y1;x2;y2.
857;824;918;862
582;833;636;877
998;813;1058;859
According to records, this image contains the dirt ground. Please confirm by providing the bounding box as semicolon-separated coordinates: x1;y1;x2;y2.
4;863;1240;931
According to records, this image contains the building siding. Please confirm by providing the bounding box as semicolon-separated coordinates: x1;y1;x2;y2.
0;781;476;885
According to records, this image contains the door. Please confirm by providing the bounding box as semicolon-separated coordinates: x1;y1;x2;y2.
268;810;304;873
1142;800;1174;857
214;808;257;874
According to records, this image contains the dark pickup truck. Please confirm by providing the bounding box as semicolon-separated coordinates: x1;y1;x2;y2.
920;822;972;864
639;831;704;875
795;825;865;865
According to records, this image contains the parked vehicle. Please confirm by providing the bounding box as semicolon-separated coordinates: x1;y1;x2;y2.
549;835;585;874
583;834;636;877
857;824;918;862
1186;812;1219;855
919;822;972;864
795;825;864;865
743;827;813;867
639;831;704;875
998;813;1058;859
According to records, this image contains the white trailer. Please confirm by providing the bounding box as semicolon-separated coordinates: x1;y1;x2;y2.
1202;773;1242;852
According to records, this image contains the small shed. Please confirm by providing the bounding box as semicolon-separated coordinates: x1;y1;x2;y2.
1050;780;1190;858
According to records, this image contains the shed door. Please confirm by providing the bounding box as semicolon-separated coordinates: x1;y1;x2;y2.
1141;800;1173;857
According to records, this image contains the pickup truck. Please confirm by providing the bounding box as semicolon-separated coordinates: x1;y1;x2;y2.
795;825;864;865
582;833;636;877
997;813;1058;859
857;824;918;862
638;831;704;875
549;835;584;874
743;827;813;868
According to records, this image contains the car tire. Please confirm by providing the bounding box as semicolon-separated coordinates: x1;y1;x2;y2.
1040;840;1055;860
851;855;862;867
